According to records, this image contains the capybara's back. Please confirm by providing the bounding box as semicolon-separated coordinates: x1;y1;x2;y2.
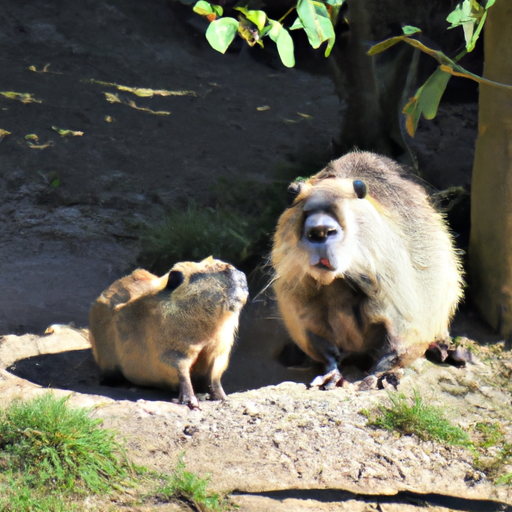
89;257;248;408
89;268;169;373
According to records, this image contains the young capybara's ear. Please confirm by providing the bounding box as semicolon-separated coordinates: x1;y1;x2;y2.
166;270;184;291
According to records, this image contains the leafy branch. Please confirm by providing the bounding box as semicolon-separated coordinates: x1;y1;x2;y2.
369;0;509;136
192;0;508;138
192;0;345;68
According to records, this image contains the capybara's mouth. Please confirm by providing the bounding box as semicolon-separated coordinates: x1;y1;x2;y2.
315;258;335;271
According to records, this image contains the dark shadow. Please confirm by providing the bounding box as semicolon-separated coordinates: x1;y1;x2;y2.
4;302;319;401
6;349;180;402
234;489;512;512
4;301;320;401
5;300;505;402
451;299;504;345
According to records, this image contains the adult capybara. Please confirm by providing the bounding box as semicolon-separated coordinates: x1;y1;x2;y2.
271;151;463;387
89;257;248;408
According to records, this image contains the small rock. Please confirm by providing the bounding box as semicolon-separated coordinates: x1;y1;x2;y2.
243;401;259;417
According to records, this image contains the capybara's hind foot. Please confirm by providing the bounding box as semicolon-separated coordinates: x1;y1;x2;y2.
357;371;401;391
425;342;472;367
309;368;346;390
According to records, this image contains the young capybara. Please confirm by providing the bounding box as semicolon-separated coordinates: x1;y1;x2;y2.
89;257;249;408
271;151;463;388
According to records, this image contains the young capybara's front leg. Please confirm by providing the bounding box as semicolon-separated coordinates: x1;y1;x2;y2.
178;370;199;410
205;350;230;401
160;350;200;410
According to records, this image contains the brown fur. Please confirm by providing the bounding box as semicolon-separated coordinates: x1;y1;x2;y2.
271;151;463;382
89;257;248;408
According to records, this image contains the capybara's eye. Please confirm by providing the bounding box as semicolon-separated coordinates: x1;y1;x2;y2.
353;180;367;199
166;270;184;291
287;182;302;206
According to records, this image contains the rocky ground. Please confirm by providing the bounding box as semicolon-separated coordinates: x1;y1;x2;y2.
1;1;510;511
1;324;512;511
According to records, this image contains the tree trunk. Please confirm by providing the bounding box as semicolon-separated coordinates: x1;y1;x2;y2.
469;0;512;336
330;0;457;161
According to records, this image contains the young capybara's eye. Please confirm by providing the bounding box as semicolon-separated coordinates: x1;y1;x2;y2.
287;182;302;206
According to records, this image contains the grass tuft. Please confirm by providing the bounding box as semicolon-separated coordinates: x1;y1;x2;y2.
138;202;251;274
0;393;130;494
363;389;472;447
151;453;226;511
472;422;512;484
0;475;77;512
0;394;235;509
363;390;512;485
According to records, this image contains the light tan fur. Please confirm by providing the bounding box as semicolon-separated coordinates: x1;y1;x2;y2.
271;151;463;376
89;257;248;407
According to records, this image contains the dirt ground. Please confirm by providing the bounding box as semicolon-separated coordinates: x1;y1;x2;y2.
0;0;343;335
1;1;506;511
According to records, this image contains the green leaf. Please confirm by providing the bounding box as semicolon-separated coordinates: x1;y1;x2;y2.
205;18;239;54
402;67;451;136
246;10;267;31
289;17;304;31
268;21;295;68
234;7;267;31
367;35;406;56
402;25;421;35
462;0;478;47
446;0;474;27
211;4;223;17
296;0;335;50
324;36;335;57
260;24;272;38
445;0;494;51
467;10;486;52
193;1;222;17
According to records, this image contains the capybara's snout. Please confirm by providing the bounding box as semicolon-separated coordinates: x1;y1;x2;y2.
227;267;249;310
301;212;343;271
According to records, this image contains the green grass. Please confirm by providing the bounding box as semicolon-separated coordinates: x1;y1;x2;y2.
472;422;512;484
137;155;329;277
138;202;253;275
0;476;77;512
0;393;232;510
0;393;130;493
363;389;472;447
147;453;228;511
0;393;132;510
364;390;512;484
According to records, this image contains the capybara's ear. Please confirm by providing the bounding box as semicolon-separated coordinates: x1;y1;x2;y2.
353;180;367;199
166;270;184;291
287;182;302;206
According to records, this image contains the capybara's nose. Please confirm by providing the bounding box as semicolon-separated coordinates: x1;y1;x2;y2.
228;267;249;305
303;213;342;244
234;268;248;293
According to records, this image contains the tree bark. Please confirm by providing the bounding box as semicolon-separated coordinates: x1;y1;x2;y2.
469;0;512;336
330;0;457;161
